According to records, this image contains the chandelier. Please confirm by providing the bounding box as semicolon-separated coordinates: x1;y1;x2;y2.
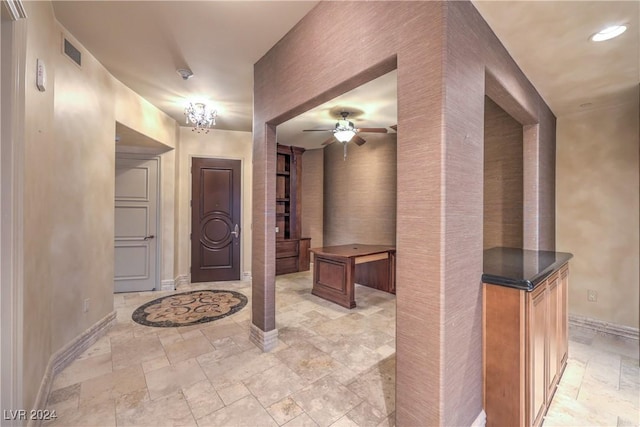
184;102;217;133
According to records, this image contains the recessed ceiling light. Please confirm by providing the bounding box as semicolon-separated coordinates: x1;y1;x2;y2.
590;25;627;42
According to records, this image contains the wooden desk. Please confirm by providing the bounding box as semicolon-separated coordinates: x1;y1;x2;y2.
309;244;396;309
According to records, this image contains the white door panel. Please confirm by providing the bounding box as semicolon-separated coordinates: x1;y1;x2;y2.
115;157;158;292
115;244;149;279
115;205;148;238
116;167;149;199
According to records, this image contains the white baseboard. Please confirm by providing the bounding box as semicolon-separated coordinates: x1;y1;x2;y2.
471;409;486;427
569;314;639;340
160;279;175;291
242;271;252;281
29;311;116;426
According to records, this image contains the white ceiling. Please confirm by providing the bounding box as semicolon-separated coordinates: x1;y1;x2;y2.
277;70;397;149
52;1;319;132
52;1;638;141
472;0;639;115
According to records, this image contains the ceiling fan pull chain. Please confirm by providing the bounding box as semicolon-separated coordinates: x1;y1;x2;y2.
343;142;347;161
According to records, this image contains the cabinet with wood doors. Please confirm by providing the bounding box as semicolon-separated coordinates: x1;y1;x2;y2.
483;261;570;427
276;144;311;275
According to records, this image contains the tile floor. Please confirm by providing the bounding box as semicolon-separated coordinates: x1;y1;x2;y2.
544;325;639;427
45;271;638;427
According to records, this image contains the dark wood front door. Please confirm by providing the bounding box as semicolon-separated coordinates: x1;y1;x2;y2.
191;157;241;282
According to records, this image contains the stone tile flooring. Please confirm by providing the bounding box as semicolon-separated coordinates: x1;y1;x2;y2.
544;325;639;427
45;271;639;426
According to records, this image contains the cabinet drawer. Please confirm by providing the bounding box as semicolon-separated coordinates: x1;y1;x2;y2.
276;256;298;275
276;240;299;258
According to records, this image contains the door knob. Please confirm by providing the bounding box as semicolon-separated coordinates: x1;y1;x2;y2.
231;224;240;238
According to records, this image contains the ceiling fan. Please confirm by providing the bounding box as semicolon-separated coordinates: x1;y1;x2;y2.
303;111;391;159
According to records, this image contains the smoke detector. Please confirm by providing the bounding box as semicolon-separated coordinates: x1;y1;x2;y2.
176;68;194;80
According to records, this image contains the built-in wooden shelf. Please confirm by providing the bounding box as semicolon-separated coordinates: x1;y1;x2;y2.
276;143;310;275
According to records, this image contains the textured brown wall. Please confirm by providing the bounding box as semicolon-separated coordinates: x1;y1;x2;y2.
253;2;556;425
254;2;446;423
538;106;557;250
323;135;396;247
301;148;324;250
443;1;556;422
483;97;524;249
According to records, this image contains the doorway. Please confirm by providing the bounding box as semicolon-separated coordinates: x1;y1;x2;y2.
270;70;398;423
114;156;160;292
1;3;26;416
191;157;242;282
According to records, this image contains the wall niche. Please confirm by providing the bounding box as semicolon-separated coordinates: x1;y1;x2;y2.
483;96;524;249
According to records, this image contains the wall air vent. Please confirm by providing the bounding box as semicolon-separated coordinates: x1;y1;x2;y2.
63;38;81;67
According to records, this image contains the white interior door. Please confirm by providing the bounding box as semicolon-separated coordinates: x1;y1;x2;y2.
115;157;158;292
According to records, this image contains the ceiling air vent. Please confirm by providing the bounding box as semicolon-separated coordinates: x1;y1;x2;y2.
63;38;81;67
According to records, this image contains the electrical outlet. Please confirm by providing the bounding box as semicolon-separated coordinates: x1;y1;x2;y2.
83;298;90;313
587;290;598;302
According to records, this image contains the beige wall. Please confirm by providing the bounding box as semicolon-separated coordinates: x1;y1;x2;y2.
557;100;640;328
51;24;116;349
19;1;179;409
114;82;177;150
301;148;323;250
176;127;253;280
22;0;57;409
484;96;524;249
113;83;179;286
323;135;396;246
160;148;177;284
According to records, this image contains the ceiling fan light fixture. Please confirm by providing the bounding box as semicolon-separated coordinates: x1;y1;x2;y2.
333;119;356;143
590;25;627;42
334;129;356;143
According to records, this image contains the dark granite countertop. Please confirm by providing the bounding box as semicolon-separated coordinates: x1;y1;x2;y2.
482;247;573;291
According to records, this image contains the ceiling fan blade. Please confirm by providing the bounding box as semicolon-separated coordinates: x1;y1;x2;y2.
357;127;387;133
303;129;332;132
321;137;336;146
390;125;397;131
352;135;366;146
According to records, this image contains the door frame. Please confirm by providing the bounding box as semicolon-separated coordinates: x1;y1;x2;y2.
188;154;245;282
1;0;27;418
115;154;162;291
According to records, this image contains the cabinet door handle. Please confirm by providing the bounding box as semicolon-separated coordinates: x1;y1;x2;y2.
144;235;155;240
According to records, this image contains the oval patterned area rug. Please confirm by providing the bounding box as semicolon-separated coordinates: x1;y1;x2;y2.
132;290;247;327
